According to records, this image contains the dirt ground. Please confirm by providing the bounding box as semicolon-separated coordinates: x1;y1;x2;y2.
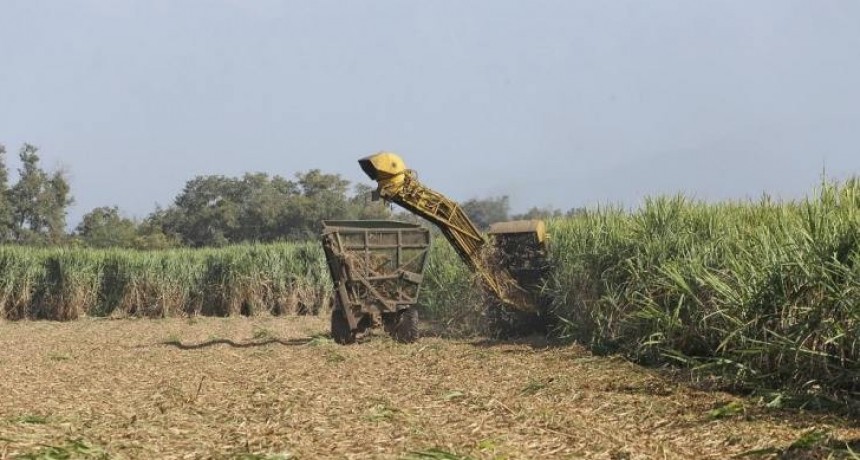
0;316;857;460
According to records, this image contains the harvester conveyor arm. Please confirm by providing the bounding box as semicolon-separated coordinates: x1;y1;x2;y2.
359;153;527;309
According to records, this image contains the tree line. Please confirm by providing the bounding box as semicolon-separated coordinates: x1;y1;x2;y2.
0;144;72;245
0;143;582;249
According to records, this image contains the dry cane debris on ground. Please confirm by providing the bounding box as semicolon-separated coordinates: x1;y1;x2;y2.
0;317;857;459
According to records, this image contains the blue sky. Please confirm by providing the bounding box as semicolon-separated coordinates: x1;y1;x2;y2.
1;0;858;226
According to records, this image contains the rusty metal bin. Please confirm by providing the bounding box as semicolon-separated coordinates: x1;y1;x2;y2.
320;220;431;344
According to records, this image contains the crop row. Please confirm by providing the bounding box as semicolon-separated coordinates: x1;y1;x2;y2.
0;243;330;320
546;179;859;398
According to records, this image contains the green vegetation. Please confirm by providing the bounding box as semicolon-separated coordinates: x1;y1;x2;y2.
11;415;49;425
0;242;329;320
0;144;72;245
421;178;859;403
418;242;486;334
546;179;859;399
0;157;856;406
1;142;391;249
405;449;475;460
151;171;389;247
13;438;109;460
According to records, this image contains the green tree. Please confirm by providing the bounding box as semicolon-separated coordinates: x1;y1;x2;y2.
135;206;181;250
461;195;510;230
7;144;73;244
283;170;352;238
234;173;299;242
512;206;564;221
75;206;138;248
155;169;392;246
163;175;242;246
566;207;586;217
47;170;72;243
0;144;12;241
348;183;391;220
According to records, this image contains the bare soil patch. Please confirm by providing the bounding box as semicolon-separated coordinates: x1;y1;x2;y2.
0;317;857;459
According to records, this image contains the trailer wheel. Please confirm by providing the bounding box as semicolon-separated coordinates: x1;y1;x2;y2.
386;307;419;343
330;309;356;345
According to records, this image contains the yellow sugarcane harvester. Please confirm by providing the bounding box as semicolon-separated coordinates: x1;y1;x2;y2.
358;152;549;327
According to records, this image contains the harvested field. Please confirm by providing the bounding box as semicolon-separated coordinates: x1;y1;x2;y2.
0;317;857;459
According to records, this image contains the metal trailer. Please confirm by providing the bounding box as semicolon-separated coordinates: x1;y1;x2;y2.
320;220;431;344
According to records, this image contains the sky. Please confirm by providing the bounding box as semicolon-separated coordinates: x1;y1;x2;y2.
1;0;858;227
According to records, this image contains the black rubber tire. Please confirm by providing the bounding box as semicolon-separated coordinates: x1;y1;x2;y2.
388;307;419;343
330;309;356;345
382;313;397;336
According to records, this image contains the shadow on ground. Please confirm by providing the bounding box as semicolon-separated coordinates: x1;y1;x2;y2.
161;337;318;349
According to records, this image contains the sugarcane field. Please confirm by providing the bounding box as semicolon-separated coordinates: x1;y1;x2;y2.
1;189;859;459
2;1;859;459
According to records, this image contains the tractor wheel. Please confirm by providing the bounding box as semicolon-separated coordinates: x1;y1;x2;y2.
330;308;356;345
385;307;419;343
